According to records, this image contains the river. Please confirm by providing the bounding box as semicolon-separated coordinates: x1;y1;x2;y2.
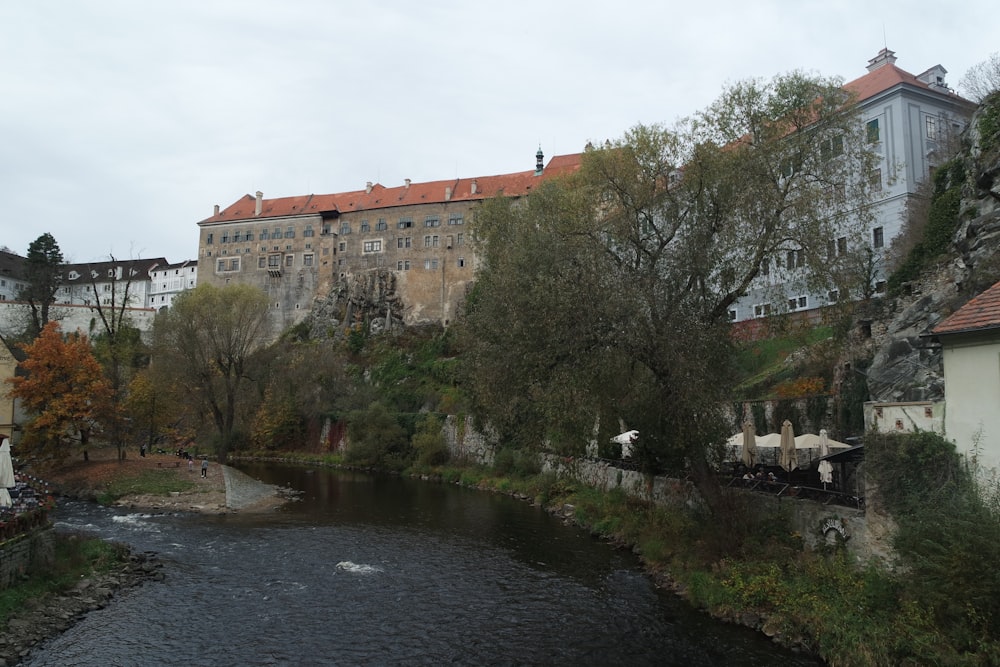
27;463;822;666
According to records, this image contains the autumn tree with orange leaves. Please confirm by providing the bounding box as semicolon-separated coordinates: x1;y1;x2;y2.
6;321;115;465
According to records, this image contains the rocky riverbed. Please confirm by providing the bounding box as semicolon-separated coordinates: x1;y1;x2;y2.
0;547;163;667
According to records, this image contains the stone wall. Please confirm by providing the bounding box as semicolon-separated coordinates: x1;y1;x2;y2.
0;527;54;590
442;419;893;564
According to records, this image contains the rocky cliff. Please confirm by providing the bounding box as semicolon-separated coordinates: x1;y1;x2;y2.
865;95;1000;402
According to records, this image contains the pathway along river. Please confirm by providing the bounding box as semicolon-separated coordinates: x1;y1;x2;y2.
31;463;822;666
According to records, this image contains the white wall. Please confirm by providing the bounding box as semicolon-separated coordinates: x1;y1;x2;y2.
942;338;1000;476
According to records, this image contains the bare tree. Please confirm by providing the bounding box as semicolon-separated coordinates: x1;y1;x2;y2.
960;52;1000;103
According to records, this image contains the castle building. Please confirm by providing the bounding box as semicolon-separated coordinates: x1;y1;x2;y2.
196;151;582;337
732;49;977;322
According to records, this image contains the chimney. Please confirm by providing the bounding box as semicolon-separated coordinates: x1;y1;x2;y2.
404;178;411;188
471;179;478;195
866;48;897;72
366;181;373;194
255;191;263;216
213;204;220;216
445;186;452;200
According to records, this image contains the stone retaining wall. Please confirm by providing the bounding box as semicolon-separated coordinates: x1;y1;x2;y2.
0;527;55;590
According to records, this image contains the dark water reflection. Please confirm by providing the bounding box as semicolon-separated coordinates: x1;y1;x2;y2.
28;463;822;666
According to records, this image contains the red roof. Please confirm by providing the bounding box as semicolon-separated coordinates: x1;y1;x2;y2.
932;280;1000;336
200;154;583;225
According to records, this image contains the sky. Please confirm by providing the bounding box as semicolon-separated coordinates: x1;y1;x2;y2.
1;1;995;265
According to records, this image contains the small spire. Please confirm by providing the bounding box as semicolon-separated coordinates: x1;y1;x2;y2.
535;145;544;175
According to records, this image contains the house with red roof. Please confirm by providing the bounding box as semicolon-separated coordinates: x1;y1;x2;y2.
931;279;1000;475
196;149;581;337
732;48;976;323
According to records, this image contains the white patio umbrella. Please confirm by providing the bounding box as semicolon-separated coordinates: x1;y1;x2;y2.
0;437;14;508
779;420;797;473
741;421;757;468
818;429;834;488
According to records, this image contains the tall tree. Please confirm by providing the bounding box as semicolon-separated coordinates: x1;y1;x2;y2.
17;233;64;339
463;72;879;513
152;283;271;463
87;256;151;461
5;321;114;465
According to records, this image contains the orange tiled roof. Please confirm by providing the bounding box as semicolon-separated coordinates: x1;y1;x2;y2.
843;61;970;106
201;154;583;225
932;280;1000;336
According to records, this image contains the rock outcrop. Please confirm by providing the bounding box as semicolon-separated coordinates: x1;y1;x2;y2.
865;96;1000;402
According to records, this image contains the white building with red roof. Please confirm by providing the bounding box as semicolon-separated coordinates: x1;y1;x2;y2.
931;279;1000;476
733;48;976;323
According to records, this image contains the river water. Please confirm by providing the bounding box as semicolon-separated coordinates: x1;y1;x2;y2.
28;463;822;666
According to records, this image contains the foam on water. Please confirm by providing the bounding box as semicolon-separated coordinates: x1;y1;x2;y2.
336;561;382;575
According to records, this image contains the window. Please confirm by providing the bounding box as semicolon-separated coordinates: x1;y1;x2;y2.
424;235;439;248
376;218;387;231
456;233;464;246
398;218;413;229
820;134;844;160
233;230;243;242
217;259;225;272
229;258;239;271
285;255;294;267
424;217;440;227
360;220;370;232
866;118;880;143
786;249;805;269
258;256;266;268
206;233;213;244
303;253;314;266
727;308;737;321
457;257;465;268
273;228;281;239
828;289;840;303
760;258;770;276
285;226;295;239
322;224;331;235
363;240;382;253
340;223;351;235
873;226;884;249
221;232;230;243
268;254;280;268
397;237;411;249
338;242;345;252
245;231;254;241
396;260;411;270
304;224;314;237
926;116;938;140
260;229;269;240
448;214;464;226
869;168;882;192
788;296;808;311
753;303;772;318
424;259;439;269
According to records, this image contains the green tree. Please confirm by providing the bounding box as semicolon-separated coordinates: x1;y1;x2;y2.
152;284;271;463
17;233;64;339
5;322;114;465
463;72;878;513
87;257;151;461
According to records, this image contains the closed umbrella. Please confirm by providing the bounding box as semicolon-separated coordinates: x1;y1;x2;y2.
817;429;834;488
779;419;797;473
741;421;757;469
0;437;14;508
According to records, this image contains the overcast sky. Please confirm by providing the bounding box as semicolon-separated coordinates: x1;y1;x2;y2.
1;1;994;264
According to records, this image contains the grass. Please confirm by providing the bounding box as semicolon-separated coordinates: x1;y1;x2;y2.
96;469;198;505
0;533;128;629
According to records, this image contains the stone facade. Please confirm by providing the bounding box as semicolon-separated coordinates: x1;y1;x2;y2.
197;154;583;339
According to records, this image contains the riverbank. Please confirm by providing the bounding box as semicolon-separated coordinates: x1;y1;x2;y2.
37;449;286;514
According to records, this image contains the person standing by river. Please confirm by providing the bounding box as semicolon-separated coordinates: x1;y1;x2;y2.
201;458;208;478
